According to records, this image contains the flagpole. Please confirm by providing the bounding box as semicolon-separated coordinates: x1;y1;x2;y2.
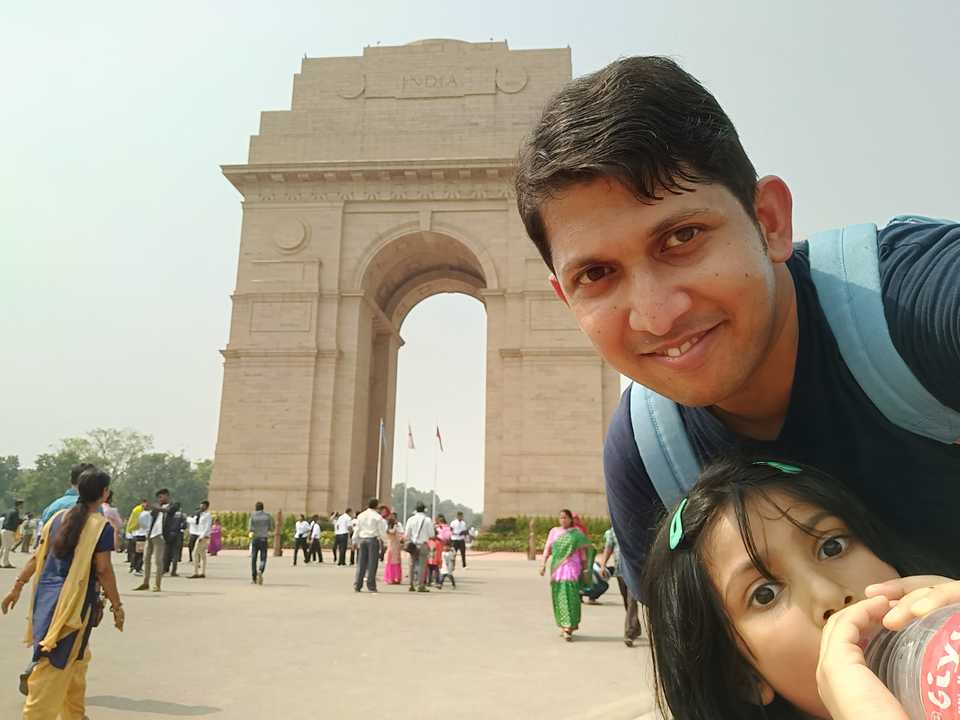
403;433;410;521
376;418;384;501
432;423;439;519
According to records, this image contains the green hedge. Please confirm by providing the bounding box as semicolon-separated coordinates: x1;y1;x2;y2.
215;511;336;549
472;515;611;553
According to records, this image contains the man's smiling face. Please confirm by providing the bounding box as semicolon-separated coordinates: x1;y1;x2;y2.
543;178;790;408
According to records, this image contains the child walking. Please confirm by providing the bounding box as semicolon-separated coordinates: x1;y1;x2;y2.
642;457;958;720
439;542;456;589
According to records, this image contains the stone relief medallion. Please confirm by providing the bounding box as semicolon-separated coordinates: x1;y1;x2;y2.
273;217;309;253
336;73;365;99
495;66;528;94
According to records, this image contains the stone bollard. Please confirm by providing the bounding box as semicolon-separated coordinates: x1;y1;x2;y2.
273;510;283;556
527;517;536;561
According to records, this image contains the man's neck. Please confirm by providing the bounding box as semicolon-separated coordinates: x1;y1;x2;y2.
711;264;799;441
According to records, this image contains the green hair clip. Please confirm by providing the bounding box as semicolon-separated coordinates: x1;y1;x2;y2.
752;461;803;474
669;497;689;551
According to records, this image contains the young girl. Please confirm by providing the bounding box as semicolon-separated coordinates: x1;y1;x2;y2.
643;457;958;720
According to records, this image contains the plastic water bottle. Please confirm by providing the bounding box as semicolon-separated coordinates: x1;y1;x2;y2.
865;604;960;719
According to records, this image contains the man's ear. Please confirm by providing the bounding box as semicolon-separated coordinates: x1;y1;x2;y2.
549;275;568;306
754;175;793;263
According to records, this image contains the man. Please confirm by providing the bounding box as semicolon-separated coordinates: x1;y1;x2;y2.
449;511;468;569
248;501;274;585
308;514;324;563
16;513;37;553
403;502;434;593
515;56;960;594
134;488;171;592
292;513;310;566
1;500;23;568
125;498;149;572
598;527;641;647
40;462;94;526
333;509;352;566
189;501;212;578
162;502;186;576
352;498;388;592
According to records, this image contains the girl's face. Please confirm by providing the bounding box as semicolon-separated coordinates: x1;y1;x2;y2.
704;490;899;719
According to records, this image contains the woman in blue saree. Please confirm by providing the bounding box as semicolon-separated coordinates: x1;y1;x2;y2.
2;466;124;719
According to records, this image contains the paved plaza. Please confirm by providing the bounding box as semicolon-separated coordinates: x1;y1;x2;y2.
1;551;658;719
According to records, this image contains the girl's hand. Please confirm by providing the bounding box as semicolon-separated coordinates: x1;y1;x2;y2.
865;576;958;631
1;585;22;614
817;595;909;720
539;565;546;577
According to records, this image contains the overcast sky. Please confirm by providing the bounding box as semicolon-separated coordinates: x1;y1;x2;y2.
2;1;957;510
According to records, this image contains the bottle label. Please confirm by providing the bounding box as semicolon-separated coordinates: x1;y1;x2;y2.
920;612;960;719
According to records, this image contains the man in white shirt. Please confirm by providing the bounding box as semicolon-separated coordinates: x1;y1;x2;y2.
292;514;310;566
334;509;353;566
134;488;171;592
449;511;468;569
351;498;388;592
189;501;212;579
403;502;435;593
308;514;324;563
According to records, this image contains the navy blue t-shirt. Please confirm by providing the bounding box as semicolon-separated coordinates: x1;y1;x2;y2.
604;220;960;595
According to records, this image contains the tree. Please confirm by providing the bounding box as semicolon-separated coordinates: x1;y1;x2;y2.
0;455;20;507
65;428;153;486
11;448;83;515
118;453;209;516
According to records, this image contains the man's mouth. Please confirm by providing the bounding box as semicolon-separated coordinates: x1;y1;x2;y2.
640;325;718;359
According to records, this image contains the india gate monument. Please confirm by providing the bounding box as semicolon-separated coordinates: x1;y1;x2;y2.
208;40;621;523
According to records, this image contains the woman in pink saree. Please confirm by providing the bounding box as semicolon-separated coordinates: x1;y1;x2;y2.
383;514;403;584
539;509;594;641
207;517;222;556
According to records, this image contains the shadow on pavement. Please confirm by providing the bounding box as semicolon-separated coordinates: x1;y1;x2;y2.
86;696;221;715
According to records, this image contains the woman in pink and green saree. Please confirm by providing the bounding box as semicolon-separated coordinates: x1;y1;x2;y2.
539;509;595;641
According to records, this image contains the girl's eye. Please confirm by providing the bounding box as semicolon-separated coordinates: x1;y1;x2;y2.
663;226;701;250
817;535;849;560
750;583;781;607
576;265;613;286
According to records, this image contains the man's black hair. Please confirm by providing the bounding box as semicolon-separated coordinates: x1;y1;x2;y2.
516;56;759;272
255;501;264;511
368;498;379;509
416;502;426;513
155;488;170;498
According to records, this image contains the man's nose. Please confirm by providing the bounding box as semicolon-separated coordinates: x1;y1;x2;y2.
625;271;692;337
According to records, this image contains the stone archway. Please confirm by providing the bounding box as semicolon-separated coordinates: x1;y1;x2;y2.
209;39;622;522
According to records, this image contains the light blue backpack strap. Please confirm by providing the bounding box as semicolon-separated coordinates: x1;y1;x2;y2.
808;222;960;444
629;383;702;509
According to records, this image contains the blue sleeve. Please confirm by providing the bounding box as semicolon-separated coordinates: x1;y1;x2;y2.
880;220;960;411
95;524;114;553
604;387;666;599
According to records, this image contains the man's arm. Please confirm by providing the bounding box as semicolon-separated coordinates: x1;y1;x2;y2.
880;221;960;410
604;388;666;600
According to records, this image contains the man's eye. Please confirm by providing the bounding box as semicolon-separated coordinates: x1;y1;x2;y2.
817;536;849;560
576;266;613;286
751;583;781;607
663;226;701;250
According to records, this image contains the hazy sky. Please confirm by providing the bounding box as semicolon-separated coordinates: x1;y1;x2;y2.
2;1;957;511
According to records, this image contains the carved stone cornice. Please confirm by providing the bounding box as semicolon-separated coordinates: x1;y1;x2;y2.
222;159;517;203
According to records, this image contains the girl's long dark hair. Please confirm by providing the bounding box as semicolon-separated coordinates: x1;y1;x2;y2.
52;467;111;559
642;457;945;720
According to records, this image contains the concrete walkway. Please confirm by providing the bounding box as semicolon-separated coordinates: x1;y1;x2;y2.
0;551;659;719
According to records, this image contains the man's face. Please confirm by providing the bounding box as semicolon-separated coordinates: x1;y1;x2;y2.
542;179;789;408
157;493;169;505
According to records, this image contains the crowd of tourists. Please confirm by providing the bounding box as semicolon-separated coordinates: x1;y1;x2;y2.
290;500;470;593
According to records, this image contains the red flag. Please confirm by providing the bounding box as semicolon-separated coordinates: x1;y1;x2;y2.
436;425;444;452
407;423;415;450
